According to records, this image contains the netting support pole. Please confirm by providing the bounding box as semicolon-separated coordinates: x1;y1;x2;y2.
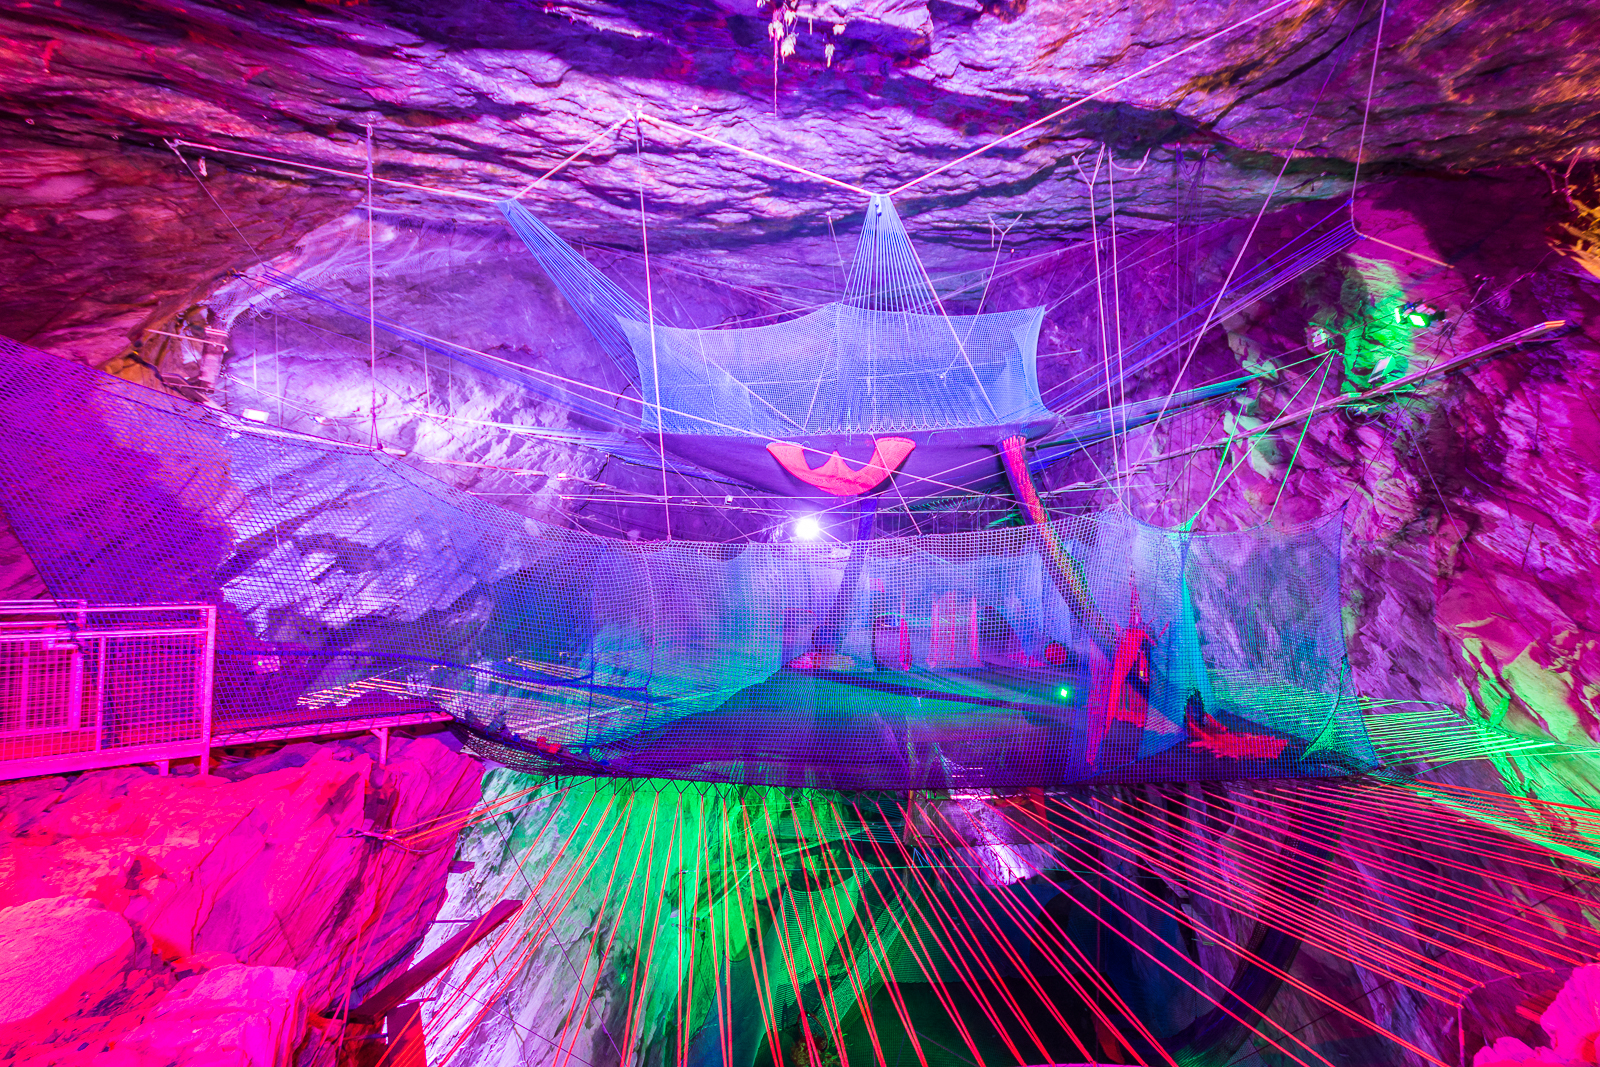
366;120;380;450
813;497;877;657
997;436;1118;656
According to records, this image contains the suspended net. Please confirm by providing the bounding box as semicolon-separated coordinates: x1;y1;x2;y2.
0;336;1374;788
620;303;1049;438
504;194;1055;438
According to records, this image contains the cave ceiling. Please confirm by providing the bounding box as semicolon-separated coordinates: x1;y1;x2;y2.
1;0;1599;360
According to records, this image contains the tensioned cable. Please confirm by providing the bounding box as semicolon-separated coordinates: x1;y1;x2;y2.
1129;0;1369;480
513;116;632;200
1108;144;1132;499
365;122;379;448
165;139;264;263
1343;4;1449;269
1105;320;1561;505
640;114;878;197
1185;348;1338;528
1348;0;1387;219
172;137;503;203
1037;201;1360;408
177;0;1299;211
1074;150;1126;508
1265;349;1338;521
637;111;673;540
888;0;1305;196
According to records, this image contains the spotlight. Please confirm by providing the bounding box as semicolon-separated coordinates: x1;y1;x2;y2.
1401;302;1438;328
794;515;822;540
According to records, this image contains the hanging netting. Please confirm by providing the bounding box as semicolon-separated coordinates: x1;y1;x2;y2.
619;302;1048;438
0;336;1374;788
504;194;1055;438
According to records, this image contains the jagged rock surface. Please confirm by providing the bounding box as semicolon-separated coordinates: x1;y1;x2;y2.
4;0;1600;362
1;4;1600;1066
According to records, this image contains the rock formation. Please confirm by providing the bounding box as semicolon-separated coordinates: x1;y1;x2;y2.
1;2;1599;1065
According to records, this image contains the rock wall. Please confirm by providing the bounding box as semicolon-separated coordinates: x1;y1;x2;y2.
1;4;1599;1064
0;733;482;1066
1100;171;1600;767
5;0;1599;365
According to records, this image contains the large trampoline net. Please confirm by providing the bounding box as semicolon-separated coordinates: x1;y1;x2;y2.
0;336;1374;788
622;302;1049;438
506;194;1054;438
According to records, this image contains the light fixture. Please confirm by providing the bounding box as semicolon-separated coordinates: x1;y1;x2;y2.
794;515;822;540
1401;302;1437;328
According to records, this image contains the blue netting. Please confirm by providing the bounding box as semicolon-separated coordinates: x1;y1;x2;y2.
622;302;1049;437
0;335;1375;788
504;193;1054;438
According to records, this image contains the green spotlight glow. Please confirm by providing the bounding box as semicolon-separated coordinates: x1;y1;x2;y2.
1407;312;1430;327
1057;687;1072;700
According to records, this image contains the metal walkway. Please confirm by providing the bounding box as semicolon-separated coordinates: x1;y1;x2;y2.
0;601;452;781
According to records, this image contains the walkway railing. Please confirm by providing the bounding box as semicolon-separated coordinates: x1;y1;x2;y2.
0;601;450;782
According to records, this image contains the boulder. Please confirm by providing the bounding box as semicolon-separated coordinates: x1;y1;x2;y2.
93;964;308;1067
1474;965;1600;1067
1543;965;1600;1065
0;895;134;1030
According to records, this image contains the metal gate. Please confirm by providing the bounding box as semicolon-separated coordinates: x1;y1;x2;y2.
0;601;215;780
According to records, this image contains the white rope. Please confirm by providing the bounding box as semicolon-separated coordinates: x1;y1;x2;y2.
510;116;632;200
639;114;878;197
1108;144;1130;501
179;0;1293;225
1131;0;1374;485
173;138;502;202
1067;320;1565;504
889;0;1304;196
1349;0;1387;216
638;111;671;540
1074;150;1127;511
1353;231;1450;268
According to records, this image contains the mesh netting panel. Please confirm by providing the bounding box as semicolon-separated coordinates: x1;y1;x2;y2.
0;336;1373;787
624;303;1049;437
504;191;1053;437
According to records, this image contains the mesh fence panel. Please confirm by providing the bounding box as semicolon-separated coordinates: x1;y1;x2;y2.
0;335;1373;788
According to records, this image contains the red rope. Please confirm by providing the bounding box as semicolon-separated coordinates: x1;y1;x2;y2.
811;801;932;1067
619;793;680;1064
1039;794;1440;1067
554;792;658;1067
